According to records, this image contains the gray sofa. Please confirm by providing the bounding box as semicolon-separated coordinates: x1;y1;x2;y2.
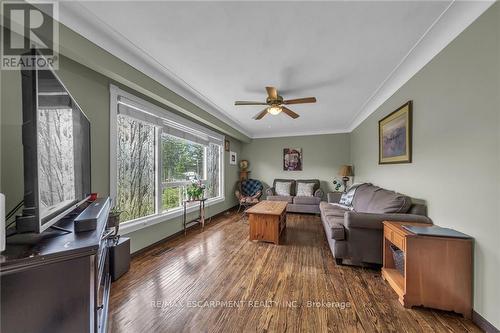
266;179;324;214
320;183;432;266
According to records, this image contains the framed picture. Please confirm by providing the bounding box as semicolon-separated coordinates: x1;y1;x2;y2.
229;151;237;165
379;101;412;164
283;148;302;171
224;139;230;152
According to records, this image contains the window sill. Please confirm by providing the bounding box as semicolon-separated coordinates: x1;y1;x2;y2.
118;196;225;235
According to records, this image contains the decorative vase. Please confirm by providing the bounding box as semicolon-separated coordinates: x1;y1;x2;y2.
239;159;249;171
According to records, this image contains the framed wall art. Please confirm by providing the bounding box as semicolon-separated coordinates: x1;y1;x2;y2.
379;101;412;164
283;148;302;171
229;151;237;165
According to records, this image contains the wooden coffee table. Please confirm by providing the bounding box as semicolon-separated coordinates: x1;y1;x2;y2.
246;200;287;244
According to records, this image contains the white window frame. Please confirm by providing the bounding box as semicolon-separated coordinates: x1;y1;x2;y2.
110;85;225;234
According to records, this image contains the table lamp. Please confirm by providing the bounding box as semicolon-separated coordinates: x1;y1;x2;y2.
339;165;353;193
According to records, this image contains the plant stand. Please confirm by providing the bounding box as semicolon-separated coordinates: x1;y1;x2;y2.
183;198;208;236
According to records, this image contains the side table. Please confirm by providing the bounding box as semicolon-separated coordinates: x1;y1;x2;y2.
183;198;208;236
381;221;472;318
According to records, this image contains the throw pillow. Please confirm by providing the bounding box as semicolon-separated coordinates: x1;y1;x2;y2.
275;182;292;196
339;183;362;206
296;182;315;196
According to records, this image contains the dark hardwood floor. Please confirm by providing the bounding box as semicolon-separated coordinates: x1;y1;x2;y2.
108;210;481;333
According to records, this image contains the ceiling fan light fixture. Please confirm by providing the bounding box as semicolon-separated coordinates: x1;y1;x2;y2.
235;86;316;120
267;106;282;115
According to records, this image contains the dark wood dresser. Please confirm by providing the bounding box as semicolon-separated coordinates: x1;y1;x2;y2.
0;198;112;333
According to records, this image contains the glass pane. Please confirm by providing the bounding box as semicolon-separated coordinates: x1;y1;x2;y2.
162;186;185;211
161;134;205;182
205;143;220;199
116;115;156;222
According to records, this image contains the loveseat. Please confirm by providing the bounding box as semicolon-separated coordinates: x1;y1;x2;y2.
320;183;432;266
266;179;323;214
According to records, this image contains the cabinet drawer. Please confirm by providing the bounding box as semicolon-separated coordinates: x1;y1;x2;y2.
384;228;393;242
391;231;405;251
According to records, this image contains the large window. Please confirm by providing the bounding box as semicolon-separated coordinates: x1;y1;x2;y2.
161;135;221;211
116;115;156;222
111;86;224;225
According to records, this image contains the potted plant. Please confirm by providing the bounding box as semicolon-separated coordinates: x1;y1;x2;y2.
186;185;195;201
186;180;205;201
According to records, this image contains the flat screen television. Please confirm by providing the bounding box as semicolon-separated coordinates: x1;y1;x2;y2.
17;51;91;233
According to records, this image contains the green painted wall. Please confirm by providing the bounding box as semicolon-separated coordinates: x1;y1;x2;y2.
350;4;500;327
1;3;499;327
1;49;242;254
241;133;350;196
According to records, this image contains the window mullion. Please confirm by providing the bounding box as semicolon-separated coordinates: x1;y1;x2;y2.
155;127;162;214
203;146;208;181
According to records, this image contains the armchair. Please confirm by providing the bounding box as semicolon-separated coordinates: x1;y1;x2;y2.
235;179;263;213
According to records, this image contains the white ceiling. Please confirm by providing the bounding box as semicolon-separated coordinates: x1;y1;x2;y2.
58;1;493;138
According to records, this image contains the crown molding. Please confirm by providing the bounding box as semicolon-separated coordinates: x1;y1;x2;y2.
347;0;495;132
57;2;252;139
57;1;494;139
251;128;350;140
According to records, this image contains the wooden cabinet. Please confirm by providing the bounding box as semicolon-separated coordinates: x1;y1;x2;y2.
247;201;287;245
382;221;472;319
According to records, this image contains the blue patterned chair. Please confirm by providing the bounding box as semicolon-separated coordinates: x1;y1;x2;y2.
235;179;263;213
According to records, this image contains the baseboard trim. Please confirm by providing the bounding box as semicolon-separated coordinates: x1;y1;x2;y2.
473;310;499;333
131;205;238;258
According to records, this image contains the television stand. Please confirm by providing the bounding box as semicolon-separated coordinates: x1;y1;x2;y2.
1;197;112;333
49;225;72;233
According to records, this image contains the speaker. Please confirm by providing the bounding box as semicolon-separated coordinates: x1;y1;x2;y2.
1;193;5;252
109;236;130;281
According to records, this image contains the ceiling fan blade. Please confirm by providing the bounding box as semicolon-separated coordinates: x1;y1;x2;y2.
253;108;269;120
281;106;300;119
283;97;317;105
266;86;278;100
235;101;268;106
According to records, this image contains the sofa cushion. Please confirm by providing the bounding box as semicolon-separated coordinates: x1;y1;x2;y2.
275;181;292;196
330;203;353;211
288;204;320;214
295;179;320;194
324;215;345;240
320;202;350;217
351;183;377;212
319;201;333;211
366;189;412;214
293;196;321;205
296;182;315;196
273;179;296;196
408;203;427;216
266;195;293;203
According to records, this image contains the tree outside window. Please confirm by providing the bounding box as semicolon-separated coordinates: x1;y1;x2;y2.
116;116;223;223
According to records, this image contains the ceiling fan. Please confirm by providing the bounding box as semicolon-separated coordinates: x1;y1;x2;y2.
234;86;317;120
